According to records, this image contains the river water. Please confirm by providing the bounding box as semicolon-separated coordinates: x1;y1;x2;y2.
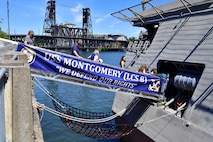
34;50;125;142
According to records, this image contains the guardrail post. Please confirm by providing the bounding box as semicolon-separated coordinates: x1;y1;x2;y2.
2;52;34;142
0;68;7;142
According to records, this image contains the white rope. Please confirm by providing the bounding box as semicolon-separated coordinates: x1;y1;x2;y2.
33;76;188;127
35;98;184;126
33;77;127;123
34;101;126;124
39;109;44;122
135;103;186;127
33;77;65;108
33;100;44;121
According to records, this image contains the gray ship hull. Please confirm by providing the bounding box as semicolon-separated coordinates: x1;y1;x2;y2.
113;92;213;142
112;0;213;141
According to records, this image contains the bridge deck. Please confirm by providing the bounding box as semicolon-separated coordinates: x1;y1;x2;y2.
9;35;128;51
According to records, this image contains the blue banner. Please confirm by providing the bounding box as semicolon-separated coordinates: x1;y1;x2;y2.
16;43;164;95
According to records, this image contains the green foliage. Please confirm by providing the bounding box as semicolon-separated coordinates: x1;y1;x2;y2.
0;18;9;39
0;30;8;39
128;36;136;41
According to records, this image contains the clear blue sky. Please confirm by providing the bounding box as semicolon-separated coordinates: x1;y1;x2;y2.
0;0;175;38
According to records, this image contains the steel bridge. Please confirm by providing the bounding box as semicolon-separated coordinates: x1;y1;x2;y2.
9;0;128;51
12;0;127;50
9;34;128;51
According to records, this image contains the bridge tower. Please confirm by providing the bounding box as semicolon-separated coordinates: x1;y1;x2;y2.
82;8;93;38
42;0;56;35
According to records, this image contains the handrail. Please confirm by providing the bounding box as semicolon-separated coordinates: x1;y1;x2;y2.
179;0;192;14
128;8;145;24
0;38;18;45
0;68;7;142
147;1;165;20
0;68;7;80
111;1;213;26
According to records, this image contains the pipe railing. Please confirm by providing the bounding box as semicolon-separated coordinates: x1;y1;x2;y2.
0;68;7;142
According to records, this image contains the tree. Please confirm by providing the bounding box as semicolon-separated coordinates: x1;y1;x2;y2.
0;19;8;39
128;36;136;41
0;30;8;39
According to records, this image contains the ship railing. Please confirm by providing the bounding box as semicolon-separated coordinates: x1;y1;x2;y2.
111;0;213;26
1;38;167;102
126;39;150;53
30;68;166;102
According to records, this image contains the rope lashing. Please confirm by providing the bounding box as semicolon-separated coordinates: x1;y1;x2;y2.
35;101;126;123
33;78;135;139
33;77;187;139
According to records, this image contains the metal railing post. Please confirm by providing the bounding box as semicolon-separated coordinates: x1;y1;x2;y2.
0;68;7;142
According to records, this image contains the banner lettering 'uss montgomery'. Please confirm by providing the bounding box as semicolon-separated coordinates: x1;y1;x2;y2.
16;43;163;95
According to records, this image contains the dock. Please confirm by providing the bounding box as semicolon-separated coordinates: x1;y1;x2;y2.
0;40;44;142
